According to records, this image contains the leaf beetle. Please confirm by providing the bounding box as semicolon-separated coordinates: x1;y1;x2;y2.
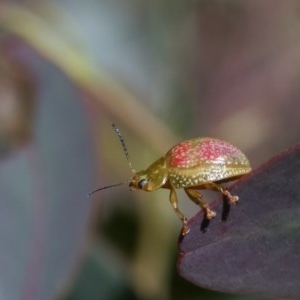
90;124;252;235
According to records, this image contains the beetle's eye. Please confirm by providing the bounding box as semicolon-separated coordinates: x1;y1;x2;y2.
138;179;148;189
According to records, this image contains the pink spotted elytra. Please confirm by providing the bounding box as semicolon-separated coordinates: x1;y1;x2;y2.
89;124;252;235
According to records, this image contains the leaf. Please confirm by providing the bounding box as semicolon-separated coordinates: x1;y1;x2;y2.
178;144;300;299
0;50;96;300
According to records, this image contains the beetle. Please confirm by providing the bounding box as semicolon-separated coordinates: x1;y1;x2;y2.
90;124;252;235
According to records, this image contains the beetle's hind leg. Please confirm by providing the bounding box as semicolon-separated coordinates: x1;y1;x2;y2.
205;182;239;205
184;188;216;219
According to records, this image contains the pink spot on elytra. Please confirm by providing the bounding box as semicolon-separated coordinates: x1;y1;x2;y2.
198;139;237;162
170;141;190;167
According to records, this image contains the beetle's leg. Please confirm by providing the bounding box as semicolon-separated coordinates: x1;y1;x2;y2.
184;188;216;219
206;182;238;205
169;188;190;235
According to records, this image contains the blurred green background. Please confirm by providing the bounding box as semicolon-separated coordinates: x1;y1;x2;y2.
0;0;299;299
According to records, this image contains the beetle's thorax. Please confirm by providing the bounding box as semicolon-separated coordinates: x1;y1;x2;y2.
129;157;168;191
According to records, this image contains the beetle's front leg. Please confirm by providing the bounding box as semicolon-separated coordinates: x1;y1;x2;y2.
184;188;216;219
169;188;190;235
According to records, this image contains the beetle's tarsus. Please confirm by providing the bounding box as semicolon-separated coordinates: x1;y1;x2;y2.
181;222;190;235
229;195;239;204
204;208;216;219
223;188;239;205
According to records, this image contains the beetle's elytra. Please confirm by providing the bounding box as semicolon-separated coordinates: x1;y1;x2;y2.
90;125;252;235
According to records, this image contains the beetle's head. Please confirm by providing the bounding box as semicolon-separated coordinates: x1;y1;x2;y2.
129;157;167;192
129;170;149;191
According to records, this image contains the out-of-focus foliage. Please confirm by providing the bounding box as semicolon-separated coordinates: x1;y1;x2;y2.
0;56;34;153
0;0;299;299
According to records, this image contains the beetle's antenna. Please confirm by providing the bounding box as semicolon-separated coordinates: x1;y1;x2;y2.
88;124;134;196
88;182;124;196
112;123;136;173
